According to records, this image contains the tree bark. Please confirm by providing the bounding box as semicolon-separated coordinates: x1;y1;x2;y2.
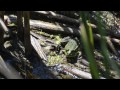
17;11;24;41
0;11;4;47
23;11;32;57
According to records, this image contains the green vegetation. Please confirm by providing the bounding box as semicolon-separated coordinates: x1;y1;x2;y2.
1;11;120;79
80;11;120;79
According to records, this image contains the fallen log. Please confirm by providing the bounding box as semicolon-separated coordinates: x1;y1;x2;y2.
94;34;118;55
30;20;120;43
30;11;80;26
55;11;80;19
7;14;120;39
5;15;81;37
30;31;58;47
30;20;80;36
0;56;22;79
30;20;120;55
94;50;104;61
88;22;120;39
7;15;120;49
94;34;120;46
31;35;47;61
0;18;11;43
81;59;89;67
30;31;46;40
59;64;105;79
30;20;120;53
0;18;9;33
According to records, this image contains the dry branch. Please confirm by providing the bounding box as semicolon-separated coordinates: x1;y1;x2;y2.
59;64;105;79
31;35;47;61
94;34;118;55
30;11;80;26
7;15;120;53
30;20;80;36
23;11;32;56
